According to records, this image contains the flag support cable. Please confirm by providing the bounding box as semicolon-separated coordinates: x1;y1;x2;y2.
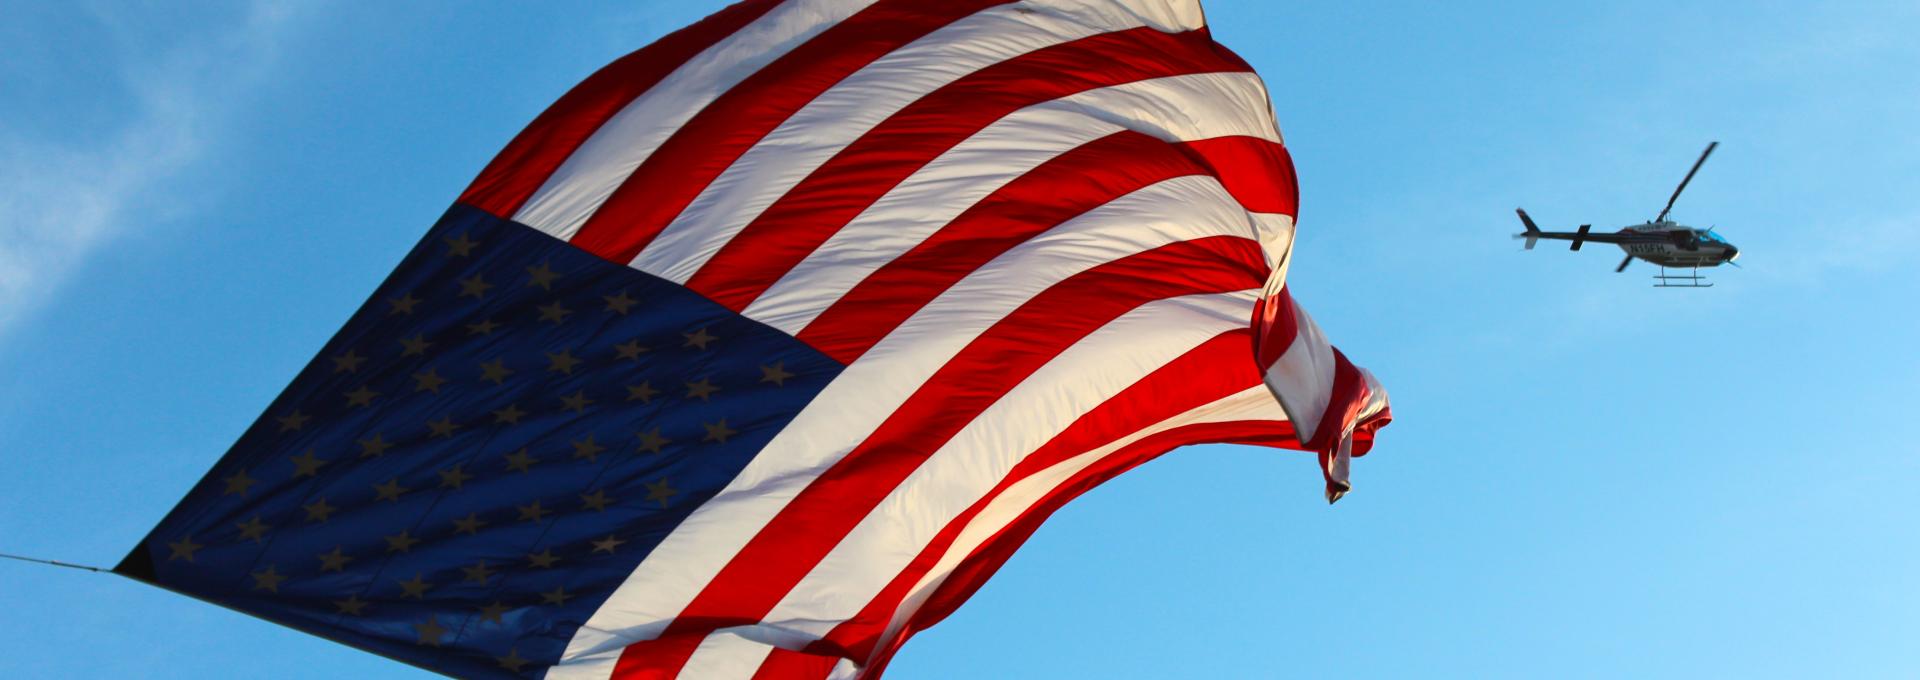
0;551;107;573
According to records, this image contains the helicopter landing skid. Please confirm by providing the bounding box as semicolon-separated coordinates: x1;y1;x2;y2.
1654;267;1712;288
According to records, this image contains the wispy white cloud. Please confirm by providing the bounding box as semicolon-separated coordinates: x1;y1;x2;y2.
0;2;309;334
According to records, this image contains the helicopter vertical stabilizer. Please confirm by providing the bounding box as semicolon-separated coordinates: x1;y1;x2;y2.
1515;208;1541;249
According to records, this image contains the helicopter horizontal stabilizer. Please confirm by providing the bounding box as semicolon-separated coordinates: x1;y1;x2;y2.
1569;224;1591;251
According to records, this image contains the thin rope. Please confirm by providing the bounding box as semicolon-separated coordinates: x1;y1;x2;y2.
0;552;106;573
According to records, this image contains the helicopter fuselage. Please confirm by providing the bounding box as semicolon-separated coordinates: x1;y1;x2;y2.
1614;221;1739;268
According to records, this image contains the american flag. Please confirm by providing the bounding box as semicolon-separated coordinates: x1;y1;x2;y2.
117;1;1391;678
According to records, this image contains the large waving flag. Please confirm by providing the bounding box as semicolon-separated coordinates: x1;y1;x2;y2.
117;1;1390;678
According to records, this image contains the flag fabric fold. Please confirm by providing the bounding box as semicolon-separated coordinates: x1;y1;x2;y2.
120;1;1390;677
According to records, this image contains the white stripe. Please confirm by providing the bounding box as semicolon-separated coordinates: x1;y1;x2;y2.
826;659;860;680
541;651;616;680
1261;295;1336;442
743;72;1282;334
677;628;780;680
629;0;1208;284
554;175;1265;664
510;0;880;239
1254;212;1296;278
538;628;781;680
754;291;1260;645
862;384;1288;667
1359;367;1390;422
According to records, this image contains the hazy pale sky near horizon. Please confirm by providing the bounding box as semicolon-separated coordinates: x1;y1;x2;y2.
3;1;1918;677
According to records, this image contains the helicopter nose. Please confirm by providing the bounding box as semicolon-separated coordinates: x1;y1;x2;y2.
1725;247;1739;262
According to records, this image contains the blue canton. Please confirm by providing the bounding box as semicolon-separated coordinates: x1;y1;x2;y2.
118;204;846;677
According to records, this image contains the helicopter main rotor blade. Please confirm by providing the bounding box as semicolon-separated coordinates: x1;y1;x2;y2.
1615;254;1634;273
1656;141;1718;223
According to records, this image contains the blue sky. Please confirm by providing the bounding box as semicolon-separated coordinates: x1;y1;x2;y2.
3;1;1917;677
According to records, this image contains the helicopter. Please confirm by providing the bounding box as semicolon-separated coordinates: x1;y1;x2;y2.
1514;142;1739;287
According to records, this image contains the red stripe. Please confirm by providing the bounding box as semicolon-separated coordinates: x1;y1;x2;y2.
1251;286;1298;371
683;27;1255;311
610;236;1270;677
1351;403;1392;458
799;132;1292;364
566;0;1013;263
801;330;1270;665
1303;350;1361;453
1179;136;1298;215
749;647;840;680
859;420;1299;679
457;0;782;217
1303;348;1367;498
